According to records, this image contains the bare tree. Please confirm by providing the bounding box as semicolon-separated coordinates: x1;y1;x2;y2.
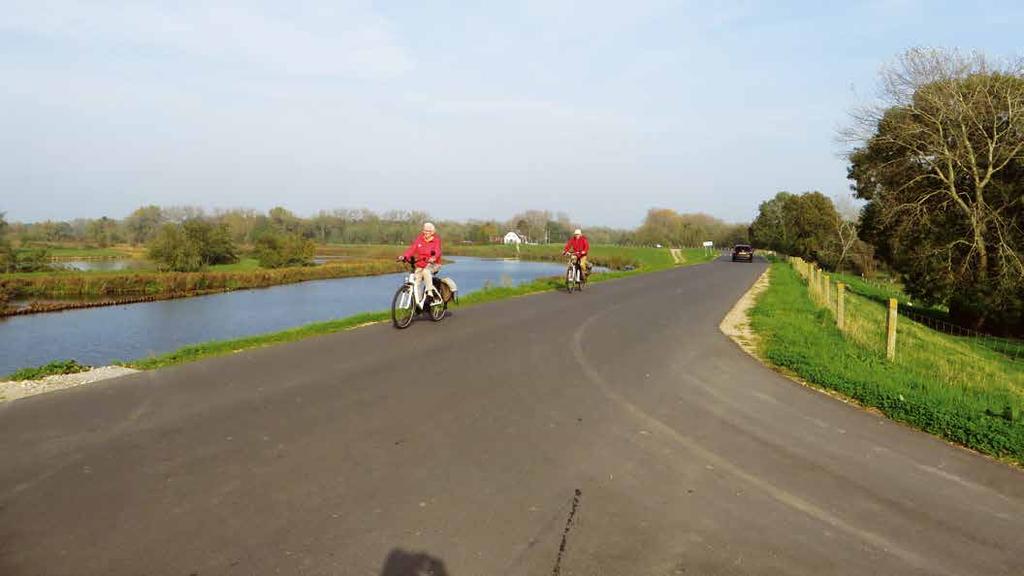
854;49;1024;279
830;194;860;272
846;48;1024;329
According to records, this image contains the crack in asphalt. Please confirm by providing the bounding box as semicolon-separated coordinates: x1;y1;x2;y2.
550;488;582;576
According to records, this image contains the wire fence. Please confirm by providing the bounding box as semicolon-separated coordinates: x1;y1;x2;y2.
788;257;1024;401
794;259;1024;364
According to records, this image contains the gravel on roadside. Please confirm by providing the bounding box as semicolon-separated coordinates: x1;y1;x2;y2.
0;366;139;402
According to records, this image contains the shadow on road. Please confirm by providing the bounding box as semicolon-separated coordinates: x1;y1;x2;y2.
379;548;450;576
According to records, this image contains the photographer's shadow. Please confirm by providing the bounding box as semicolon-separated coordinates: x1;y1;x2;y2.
379;548;450;576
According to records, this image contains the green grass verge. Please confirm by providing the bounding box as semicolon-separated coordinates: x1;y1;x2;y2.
6;359;91;381
750;261;1024;464
121;246;715;371
208;258;262;272
124;312;389;370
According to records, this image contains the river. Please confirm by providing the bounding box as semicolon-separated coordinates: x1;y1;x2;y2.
0;257;567;375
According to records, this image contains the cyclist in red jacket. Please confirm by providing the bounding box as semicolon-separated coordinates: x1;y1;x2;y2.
398;222;443;303
563;228;590;276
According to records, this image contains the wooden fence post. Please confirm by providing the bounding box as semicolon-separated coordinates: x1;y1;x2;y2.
836;283;845;330
886;298;898;361
823;274;831;309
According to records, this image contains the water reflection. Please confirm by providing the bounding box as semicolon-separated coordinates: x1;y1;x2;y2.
55;259;144;272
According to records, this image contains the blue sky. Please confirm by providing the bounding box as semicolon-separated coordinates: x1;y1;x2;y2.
2;1;1021;227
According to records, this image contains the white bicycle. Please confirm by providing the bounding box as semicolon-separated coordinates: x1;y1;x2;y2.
565;252;587;293
391;258;452;329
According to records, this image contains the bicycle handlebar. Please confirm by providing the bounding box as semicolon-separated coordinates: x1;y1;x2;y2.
399;256;439;270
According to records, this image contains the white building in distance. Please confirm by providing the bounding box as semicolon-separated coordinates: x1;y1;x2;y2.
503;231;526;245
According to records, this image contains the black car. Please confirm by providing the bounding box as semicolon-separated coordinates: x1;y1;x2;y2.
732;244;753;262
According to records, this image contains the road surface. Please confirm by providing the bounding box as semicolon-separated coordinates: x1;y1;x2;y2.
2;258;1022;575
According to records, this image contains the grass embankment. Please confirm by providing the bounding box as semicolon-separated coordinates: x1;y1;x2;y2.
121;246;711;371
750;261;1024;464
830;271;948;320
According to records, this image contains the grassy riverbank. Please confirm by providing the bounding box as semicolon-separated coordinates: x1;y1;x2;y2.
749;261;1024;464
0;259;405;314
115;246;711;371
2;243;659;306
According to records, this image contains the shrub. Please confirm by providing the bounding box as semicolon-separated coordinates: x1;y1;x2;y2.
255;232;316;268
148;220;238;271
15;248;52;272
7;359;91;381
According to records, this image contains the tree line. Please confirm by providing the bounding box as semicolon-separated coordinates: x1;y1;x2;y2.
5;206;749;253
4;206;750;273
750;191;873;275
751;49;1024;336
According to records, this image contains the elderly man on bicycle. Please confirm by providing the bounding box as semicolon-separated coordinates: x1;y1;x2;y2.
563;228;590;276
398;222;443;303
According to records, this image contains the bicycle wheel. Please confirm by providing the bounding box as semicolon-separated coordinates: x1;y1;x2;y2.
566;266;575;293
428;296;447;322
391;285;415;329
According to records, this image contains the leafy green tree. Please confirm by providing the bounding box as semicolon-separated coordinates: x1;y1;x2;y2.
751;191;852;268
787;192;840;263
147;219;238;271
86;217;121;247
124;206;164;245
148;224;201;272
254;231;316;268
750;192;796;252
846;48;1024;332
268;206;303;234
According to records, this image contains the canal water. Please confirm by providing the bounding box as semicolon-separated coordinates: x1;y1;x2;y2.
56;259;141;272
1;257;567;375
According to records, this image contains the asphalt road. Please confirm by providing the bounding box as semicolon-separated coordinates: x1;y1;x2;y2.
1;258;1022;575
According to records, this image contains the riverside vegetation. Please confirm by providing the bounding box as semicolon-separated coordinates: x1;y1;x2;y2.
0;241;671;315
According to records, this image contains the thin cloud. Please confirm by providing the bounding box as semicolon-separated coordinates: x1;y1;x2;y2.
2;1;414;78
